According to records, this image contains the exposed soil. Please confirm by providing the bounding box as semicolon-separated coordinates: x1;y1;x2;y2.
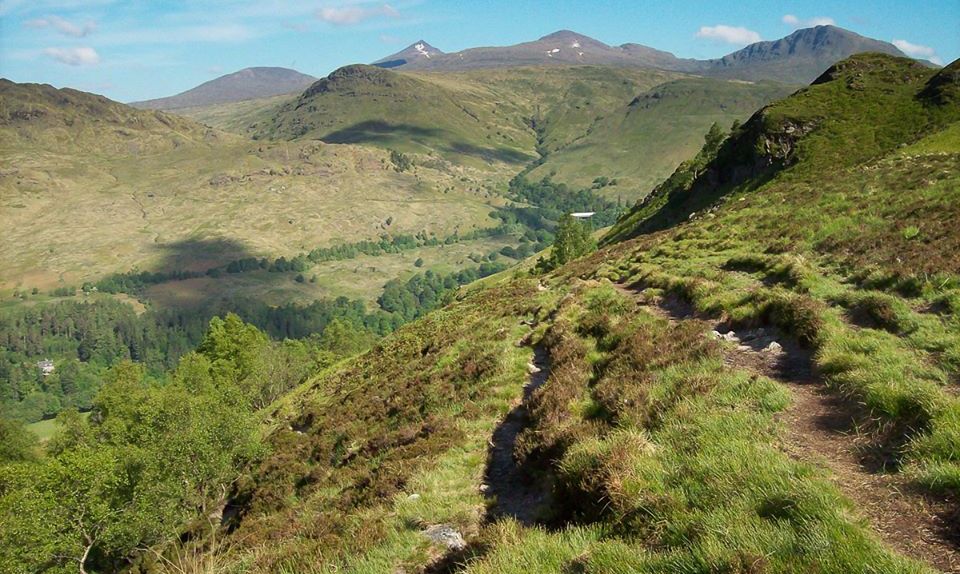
613;281;960;573
482;345;552;525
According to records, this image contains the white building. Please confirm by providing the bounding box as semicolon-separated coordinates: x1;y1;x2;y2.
37;359;55;377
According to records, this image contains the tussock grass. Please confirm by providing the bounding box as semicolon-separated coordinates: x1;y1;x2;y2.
460;285;930;573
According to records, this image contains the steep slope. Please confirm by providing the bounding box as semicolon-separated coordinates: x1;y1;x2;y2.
152;54;960;574
606;54;955;243
373;26;915;85
130;67;317;110
527;77;796;197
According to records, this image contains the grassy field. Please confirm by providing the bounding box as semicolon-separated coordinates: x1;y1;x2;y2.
26;411;90;442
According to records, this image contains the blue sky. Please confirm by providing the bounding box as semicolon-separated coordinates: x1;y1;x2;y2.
1;0;957;102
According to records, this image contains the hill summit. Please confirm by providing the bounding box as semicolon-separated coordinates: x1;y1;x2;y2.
373;40;445;69
130;66;316;111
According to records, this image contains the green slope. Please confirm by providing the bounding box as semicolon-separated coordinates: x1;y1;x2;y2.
212;64;791;202
153;55;960;573
528;77;796;198
606;54;956;244
253;64;538;166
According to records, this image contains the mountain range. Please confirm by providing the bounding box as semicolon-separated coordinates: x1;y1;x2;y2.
133;25;920;112
373;26;913;83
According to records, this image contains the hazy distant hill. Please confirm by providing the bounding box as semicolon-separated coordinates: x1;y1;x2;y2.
699;25;908;82
131;67;316;111
374;25;918;84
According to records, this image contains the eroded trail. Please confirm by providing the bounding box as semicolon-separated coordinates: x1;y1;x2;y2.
613;282;960;573
483;345;552;525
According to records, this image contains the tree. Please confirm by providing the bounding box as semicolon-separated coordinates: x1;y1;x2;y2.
539;214;595;271
197;314;268;389
0;418;37;464
703;121;725;152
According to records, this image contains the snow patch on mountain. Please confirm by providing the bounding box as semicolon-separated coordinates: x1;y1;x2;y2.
415;43;431;58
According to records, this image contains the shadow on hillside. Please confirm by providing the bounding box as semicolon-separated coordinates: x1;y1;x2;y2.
152;237;254;273
321;120;535;164
446;141;535;165
131;237;272;311
321;120;442;145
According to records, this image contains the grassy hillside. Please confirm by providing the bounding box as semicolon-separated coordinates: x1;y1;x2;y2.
0;79;215;154
201;64;790;201
0;81;512;295
528;77;796;196
253;64;538;167
593;53;960;521
123;54;960;573
174;93;291;136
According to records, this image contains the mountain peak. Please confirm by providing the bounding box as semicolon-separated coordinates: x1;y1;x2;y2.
538;29;581;41
537;29;608;48
373;40;444;69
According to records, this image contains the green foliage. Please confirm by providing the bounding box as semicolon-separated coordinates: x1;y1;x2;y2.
538;214;595;272
507;175;621;230
0;418;37;463
0;317;283;573
378;263;508;321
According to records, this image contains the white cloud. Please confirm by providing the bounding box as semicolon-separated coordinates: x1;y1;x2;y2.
893;39;943;65
317;3;399;26
695;25;761;45
43;46;100;66
808;16;836;26
782;14;835;28
26;14;96;37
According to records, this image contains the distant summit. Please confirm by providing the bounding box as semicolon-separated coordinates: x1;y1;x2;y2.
374;41;445;69
131;67;316;111
701;25;911;82
371;25;921;84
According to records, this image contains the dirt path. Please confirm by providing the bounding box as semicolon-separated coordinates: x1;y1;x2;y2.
613;281;960;573
482;345;552;525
